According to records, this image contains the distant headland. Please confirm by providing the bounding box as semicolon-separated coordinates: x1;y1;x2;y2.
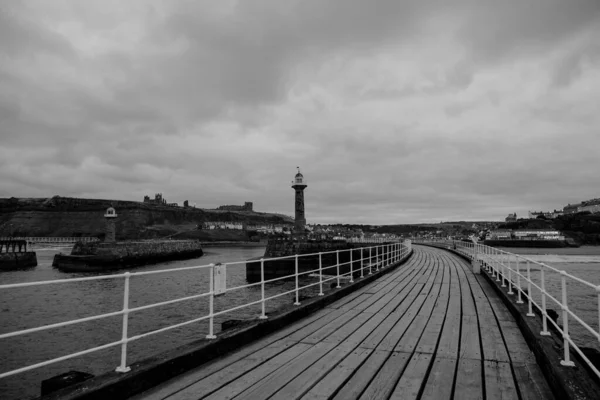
0;196;293;242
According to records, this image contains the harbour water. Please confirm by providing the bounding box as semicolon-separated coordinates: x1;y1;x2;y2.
0;245;325;400
495;246;600;352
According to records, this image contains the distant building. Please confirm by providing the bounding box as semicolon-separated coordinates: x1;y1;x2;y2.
579;198;600;214
513;229;564;240
144;193;167;205
528;210;563;219
217;202;253;212
487;230;512;240
183;200;189;208
505;213;517;223
563;203;582;214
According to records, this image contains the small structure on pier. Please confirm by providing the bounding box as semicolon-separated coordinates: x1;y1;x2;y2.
0;239;37;269
104;207;117;243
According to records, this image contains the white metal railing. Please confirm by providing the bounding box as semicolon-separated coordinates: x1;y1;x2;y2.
0;240;412;379
416;240;600;379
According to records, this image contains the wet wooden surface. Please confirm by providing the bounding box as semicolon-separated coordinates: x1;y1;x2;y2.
133;245;554;400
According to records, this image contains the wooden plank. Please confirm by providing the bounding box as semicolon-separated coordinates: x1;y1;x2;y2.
363;257;430;315
303;311;369;345
415;313;445;354
300;348;373;400
513;363;555;400
333;293;371;311
169;342;312;400
456;266;477;317
484;360;519;400
394;315;430;353
435;259;461;360
389;352;433;400
459;315;482;360
296;310;360;344
215;342;336;400
357;257;432;349
359;311;404;350
376;308;420;352
454;358;483;400
358;351;411;400
420;357;457;400
479;317;510;363
499;325;536;365
339;313;388;348
283;308;354;343
331;349;390;400
270;344;359;399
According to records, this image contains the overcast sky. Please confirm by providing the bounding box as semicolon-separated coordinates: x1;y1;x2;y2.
1;1;599;224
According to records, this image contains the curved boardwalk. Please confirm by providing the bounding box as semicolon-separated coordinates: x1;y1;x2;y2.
133;245;553;400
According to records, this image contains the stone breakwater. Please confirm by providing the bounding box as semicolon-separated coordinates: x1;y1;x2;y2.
0;252;37;270
52;240;203;272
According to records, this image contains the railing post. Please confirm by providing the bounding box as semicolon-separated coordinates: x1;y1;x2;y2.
597;285;600;345
501;254;507;287
318;252;324;296
526;260;535;316
560;271;575;366
349;249;354;283
596;285;600;347
495;249;501;280
472;242;480;274
540;264;550;336
294;255;300;305
360;247;364;278
516;257;523;303
376;246;379;271
507;255;514;294
115;272;131;372
336;250;341;288
206;264;217;339
259;258;267;319
369;247;373;274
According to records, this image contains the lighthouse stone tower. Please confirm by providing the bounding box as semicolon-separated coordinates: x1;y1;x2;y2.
104;207;118;243
292;168;307;233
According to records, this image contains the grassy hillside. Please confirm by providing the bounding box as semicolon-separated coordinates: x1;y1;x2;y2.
0;196;292;240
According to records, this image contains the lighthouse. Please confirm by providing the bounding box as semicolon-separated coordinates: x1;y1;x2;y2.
291;167;307;232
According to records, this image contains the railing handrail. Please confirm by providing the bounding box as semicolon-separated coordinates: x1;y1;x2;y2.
415;239;600;380
0;240;412;380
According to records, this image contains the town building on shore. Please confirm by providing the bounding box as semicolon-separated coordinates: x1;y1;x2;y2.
486;230;512;240
528;210;563;219
505;213;517;222
578;198;600;214
217;202;253;212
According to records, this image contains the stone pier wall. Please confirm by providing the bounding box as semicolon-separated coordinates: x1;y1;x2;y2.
0;252;37;269
71;240;202;257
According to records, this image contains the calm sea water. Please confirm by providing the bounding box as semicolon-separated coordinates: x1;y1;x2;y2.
0;245;328;400
494;246;600;352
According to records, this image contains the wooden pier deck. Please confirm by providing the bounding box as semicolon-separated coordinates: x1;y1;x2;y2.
133;245;553;400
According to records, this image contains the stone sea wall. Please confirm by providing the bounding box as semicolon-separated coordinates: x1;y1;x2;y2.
53;240;204;272
71;240;203;257
0;252;37;270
